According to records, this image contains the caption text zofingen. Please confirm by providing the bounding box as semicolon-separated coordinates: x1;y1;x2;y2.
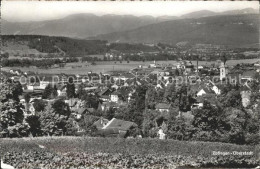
212;151;253;156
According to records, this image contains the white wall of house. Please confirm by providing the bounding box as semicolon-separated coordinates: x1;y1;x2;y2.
111;94;119;102
39;81;49;89
212;86;221;95
157;108;169;112
192;103;203;108
27;85;34;90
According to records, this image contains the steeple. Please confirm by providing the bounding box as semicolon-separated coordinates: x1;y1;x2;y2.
219;61;226;81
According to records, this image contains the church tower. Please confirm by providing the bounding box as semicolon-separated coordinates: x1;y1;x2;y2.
219;62;226;81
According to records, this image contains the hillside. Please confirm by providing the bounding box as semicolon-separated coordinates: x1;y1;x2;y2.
1;35;158;58
1;14;164;38
91;14;259;47
180;8;258;19
1;35;108;57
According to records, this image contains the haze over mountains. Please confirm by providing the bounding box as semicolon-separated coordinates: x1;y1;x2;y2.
2;8;259;47
93;14;259;47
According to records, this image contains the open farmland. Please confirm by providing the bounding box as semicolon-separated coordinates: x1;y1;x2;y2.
0;136;259;168
2;59;260;75
1;41;50;59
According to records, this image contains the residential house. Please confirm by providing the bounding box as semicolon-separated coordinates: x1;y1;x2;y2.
241;70;256;81
254;61;260;67
112;73;135;81
57;85;67;97
84;86;98;91
196;85;215;97
93;117;109;130
101;102;118;111
111;91;120;103
193;94;220;108
149;61;157;68
65;98;79;111
155;103;171;112
111;84;119;90
207;81;221;95
101;118;138;137
98;88;113;102
156;83;164;89
185;64;194;73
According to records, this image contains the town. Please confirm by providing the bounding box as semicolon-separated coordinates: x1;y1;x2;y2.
0;50;259;145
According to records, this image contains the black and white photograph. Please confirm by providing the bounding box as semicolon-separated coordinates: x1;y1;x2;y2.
0;1;259;168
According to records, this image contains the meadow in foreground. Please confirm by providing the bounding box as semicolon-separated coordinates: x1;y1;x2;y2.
1;136;259;168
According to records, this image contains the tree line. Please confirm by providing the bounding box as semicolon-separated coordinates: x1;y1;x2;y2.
0;58;78;68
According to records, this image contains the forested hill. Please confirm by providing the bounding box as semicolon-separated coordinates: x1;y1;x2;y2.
1;35;108;56
92;14;259;47
1;35;159;57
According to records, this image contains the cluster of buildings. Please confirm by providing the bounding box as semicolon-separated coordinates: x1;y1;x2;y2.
1;57;260;138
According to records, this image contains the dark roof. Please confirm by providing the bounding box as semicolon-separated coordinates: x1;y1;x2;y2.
86;108;95;113
111;90;120;95
57;85;66;91
100;95;110;99
103;118;137;131
242;70;256;78
98;88;112;96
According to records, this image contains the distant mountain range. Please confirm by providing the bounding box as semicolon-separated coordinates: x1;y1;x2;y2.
181;8;258;19
2;14;167;38
91;14;259;47
1;8;259;47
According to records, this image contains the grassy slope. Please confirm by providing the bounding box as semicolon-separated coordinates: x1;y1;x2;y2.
1;137;259;168
1;136;258;157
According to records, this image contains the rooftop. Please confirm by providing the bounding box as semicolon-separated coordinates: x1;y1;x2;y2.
155;103;171;109
102;118;137;131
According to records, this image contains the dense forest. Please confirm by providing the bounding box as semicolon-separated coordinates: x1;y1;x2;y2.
2;35;108;57
0;58;78;68
2;35;159;57
108;43;159;53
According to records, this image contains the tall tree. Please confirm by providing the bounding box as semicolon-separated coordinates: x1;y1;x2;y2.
221;53;228;65
222;107;247;144
24;93;31;104
66;82;75;99
42;84;54;99
33;99;46;113
24;93;31;112
192;101;224;142
39;100;71;136
0;80;26;137
26;115;41;137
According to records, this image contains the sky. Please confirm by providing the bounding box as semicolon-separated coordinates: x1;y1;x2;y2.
1;1;259;22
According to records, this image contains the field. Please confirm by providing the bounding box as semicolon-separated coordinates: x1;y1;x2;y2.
2;59;260;75
0;136;259;168
2;42;49;59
